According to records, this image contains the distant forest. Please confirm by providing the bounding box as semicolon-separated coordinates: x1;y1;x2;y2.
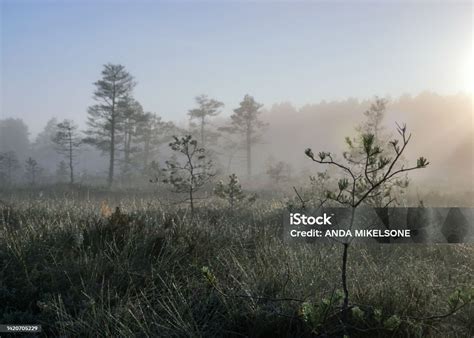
1;64;472;192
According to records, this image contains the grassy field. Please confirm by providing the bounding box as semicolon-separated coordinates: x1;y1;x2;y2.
0;189;473;337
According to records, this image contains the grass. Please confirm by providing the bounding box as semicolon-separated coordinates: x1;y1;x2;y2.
0;191;473;337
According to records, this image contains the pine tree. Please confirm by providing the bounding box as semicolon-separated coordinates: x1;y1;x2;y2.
24;157;42;186
266;159;291;184
137;113;177;173
305;122;429;326
84;63;135;187
52;119;81;185
220;95;267;177
34;118;58;170
343;97;408;207
214;173;247;209
0;151;20;186
159;135;215;214
118;97;145;178
188;95;223;147
56;160;69;183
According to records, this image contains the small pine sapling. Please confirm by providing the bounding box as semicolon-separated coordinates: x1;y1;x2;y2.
214;173;249;209
160;135;215;214
304;122;429;329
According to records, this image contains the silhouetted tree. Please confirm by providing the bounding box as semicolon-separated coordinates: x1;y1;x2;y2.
214;173;249;209
137;113;176;173
305;122;429;328
0;118;30;160
56;160;68;183
188;95;223;147
52;119;81;185
344;98;409;207
34;117;58;154
84;63;135;187
345;98;388;162
266;159;291;184
0;151;21;186
158;135;215;214
118;97;145;178
359;97;387;141
24;157;42;186
220;95;267;177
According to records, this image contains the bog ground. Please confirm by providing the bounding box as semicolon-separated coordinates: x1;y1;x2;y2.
0;191;472;337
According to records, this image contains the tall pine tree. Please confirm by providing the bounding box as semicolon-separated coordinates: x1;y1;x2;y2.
220;95;267;177
84;63;135;187
188;95;223;147
52;119;81;185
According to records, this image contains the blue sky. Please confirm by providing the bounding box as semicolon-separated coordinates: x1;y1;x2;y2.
1;0;472;136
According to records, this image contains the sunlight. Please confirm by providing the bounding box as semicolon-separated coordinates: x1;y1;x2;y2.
463;49;473;95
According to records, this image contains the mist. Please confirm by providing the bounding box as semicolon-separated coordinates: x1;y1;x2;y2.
1;90;472;197
1;2;473;336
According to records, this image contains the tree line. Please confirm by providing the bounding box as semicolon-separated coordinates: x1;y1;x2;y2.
0;63;268;188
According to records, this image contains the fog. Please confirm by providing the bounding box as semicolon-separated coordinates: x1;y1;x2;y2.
257;92;473;188
2;1;472;202
1;91;472;196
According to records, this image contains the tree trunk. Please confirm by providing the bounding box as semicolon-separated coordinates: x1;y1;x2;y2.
124;130;132;178
246;130;251;178
201;116;205;146
7;162;11;185
108;119;115;188
341;242;349;312
143;138;150;172
340;241;350;335
108;90;116;188
69;132;74;185
189;187;194;215
341;207;355;326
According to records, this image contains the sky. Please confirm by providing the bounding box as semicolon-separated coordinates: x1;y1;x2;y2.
1;0;472;137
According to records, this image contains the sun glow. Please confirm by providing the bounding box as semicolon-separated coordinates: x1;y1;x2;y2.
464;49;473;95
